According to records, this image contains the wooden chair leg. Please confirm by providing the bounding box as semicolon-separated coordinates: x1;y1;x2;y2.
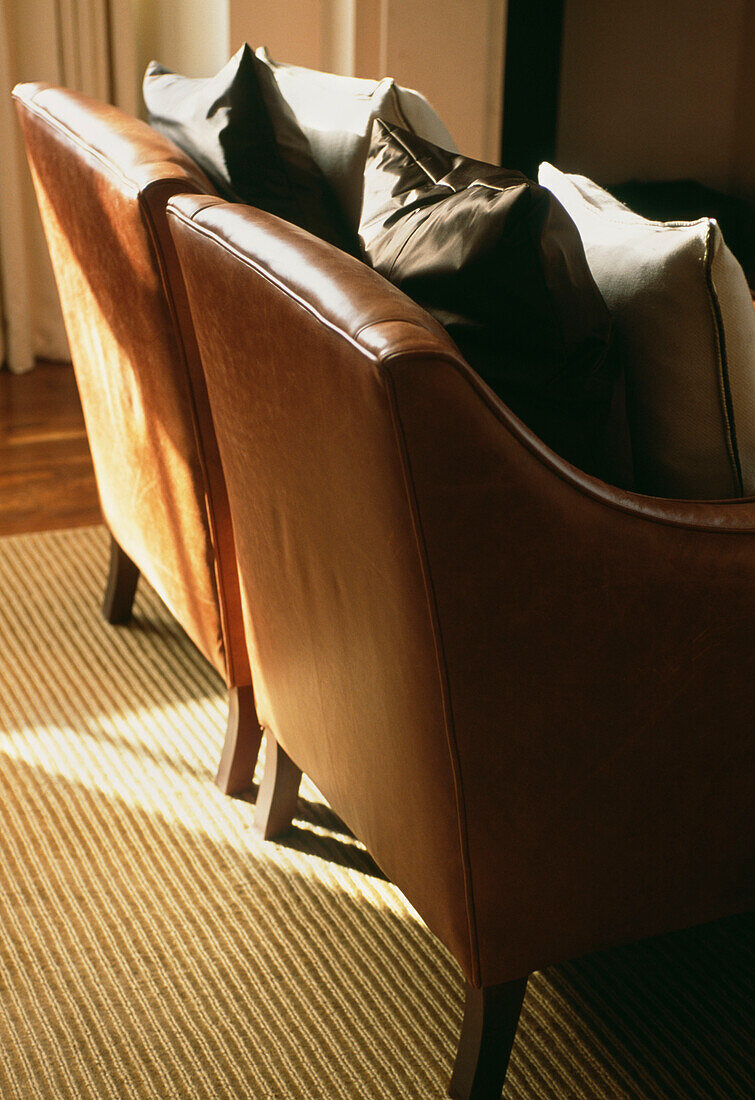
215;684;264;796
254;732;302;840
102;535;140;624
449;978;528;1100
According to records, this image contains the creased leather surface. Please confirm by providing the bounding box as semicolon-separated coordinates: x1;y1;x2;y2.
169;195;754;989
13;83;251;687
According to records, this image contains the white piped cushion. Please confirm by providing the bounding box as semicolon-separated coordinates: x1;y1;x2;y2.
539;162;755;499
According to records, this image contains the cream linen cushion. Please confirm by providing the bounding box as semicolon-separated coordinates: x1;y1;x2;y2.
255;48;457;227
539;162;755;499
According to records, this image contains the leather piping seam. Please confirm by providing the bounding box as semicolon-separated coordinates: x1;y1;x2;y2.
169;203;394;360
443;357;755;532
382;364;480;985
15;92;143;198
14;89;209;200
353;316;439;342
383;349;755;534
140;180;238;686
169;206;755;534
174;208;444;358
183;195;226;219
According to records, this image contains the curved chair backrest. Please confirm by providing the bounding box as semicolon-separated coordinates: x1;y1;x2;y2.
168;193;479;976
13;84;250;694
168;194;755;1000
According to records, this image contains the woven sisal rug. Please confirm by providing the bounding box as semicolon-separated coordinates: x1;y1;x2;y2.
0;525;751;1099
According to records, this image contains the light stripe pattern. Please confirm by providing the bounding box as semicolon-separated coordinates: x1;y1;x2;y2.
0;525;751;1099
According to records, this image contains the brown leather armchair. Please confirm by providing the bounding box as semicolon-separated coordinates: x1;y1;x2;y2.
13;84;261;795
167;193;755;1099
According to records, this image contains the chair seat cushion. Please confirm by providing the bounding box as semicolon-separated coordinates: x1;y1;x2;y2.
359;121;615;472
539;162;755;499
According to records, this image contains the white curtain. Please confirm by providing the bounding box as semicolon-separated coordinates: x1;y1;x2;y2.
0;0;137;373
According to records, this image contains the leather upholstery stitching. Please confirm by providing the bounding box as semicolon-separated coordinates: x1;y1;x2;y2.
14;90;142;197
168;204;385;359
170;206;448;367
353;317;439;341
378;347;755;531
14;86;212;199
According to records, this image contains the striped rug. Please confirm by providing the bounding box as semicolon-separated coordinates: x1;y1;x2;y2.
0;525;751;1099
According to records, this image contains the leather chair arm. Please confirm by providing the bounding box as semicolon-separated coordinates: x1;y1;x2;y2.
168;193;754;988
387;350;755;984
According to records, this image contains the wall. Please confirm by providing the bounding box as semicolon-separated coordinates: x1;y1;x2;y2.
556;0;752;200
229;0;506;162
136;0;229;84
228;0;326;71
731;0;754;204
371;0;505;162
190;0;753;193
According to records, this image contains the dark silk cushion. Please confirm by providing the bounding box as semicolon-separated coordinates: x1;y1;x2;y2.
144;45;357;254
359;121;615;471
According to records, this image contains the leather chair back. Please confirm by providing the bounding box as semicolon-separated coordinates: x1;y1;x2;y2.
169;194;755;991
13;84;250;689
169;194;478;976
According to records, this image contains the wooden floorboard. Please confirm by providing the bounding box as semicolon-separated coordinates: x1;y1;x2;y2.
0;361;101;537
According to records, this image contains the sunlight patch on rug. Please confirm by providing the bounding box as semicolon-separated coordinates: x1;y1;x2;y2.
0;525;751;1100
